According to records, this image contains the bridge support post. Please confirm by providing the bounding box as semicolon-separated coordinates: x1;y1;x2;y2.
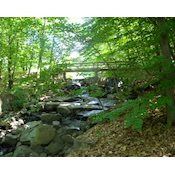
63;72;66;81
95;71;99;84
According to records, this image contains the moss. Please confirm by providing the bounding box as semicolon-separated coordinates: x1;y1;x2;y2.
34;124;56;145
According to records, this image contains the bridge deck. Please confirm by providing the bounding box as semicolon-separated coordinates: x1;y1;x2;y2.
58;61;128;72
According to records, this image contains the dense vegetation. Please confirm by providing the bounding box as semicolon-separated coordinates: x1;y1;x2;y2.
0;17;175;131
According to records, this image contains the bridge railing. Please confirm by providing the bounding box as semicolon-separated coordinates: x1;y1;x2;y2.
58;61;127;71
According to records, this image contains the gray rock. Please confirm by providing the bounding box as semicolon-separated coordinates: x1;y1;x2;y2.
30;143;44;154
20;130;34;145
20;124;56;146
13;145;38;157
68;104;103;110
41;113;62;124
29;152;39;157
32;124;56;145
45;135;65;155
56;126;81;137
44;102;60;111
57;106;71;117
4;152;13;157
52;121;61;126
45;134;74;156
56;127;76;136
0;130;6;139
16;142;22;147
67;136;97;155
59;96;81;102
42;96;79;102
52;121;61;129
39;153;47;157
11;127;24;135
20;121;42;145
61;134;74;149
24;121;41;129
2;133;20;147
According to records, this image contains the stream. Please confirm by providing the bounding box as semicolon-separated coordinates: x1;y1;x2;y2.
0;82;117;156
37;92;116;131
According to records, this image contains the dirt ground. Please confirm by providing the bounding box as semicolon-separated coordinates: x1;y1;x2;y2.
68;109;175;157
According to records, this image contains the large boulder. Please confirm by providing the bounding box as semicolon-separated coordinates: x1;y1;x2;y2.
20;123;56;146
45;134;74;156
33;124;56;145
13;145;38;157
20;121;41;145
41;113;62;124
45;135;65;155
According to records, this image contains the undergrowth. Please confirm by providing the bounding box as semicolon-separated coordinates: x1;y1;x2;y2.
91;92;171;131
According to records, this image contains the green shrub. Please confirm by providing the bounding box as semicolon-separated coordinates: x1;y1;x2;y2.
87;85;105;98
11;88;29;110
91;92;170;131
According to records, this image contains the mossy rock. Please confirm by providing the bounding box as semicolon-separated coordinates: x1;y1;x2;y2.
20;123;56;146
32;124;56;145
13;145;38;157
41;113;62;124
45;134;74;155
30;143;44;154
20;121;41;145
45;135;65;155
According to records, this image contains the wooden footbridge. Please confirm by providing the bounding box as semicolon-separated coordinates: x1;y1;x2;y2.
58;61;128;79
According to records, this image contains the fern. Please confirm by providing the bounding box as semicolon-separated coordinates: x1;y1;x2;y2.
91;92;169;131
124;100;149;130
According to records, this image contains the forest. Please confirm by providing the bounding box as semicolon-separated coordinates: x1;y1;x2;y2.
0;17;175;157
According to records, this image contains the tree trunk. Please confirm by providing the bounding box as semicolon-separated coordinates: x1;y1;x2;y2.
27;62;32;77
37;51;43;79
8;38;13;90
0;59;2;81
37;18;46;79
8;56;13;90
158;18;175;127
49;36;55;66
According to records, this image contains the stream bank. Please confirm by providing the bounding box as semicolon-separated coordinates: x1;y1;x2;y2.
67;108;175;157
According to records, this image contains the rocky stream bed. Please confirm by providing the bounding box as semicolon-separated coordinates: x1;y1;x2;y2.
0;93;116;157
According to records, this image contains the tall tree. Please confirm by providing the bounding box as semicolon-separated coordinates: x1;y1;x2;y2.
156;17;175;126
